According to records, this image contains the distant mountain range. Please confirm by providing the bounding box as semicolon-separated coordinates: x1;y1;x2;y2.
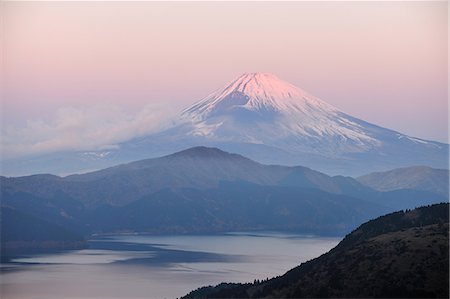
2;73;448;176
357;166;449;197
183;203;449;299
1;147;448;250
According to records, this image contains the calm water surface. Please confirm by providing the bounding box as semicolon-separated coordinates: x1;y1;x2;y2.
0;232;340;299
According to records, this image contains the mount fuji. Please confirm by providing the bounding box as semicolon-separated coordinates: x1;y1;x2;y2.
121;72;448;175
180;72;384;155
2;73;448;176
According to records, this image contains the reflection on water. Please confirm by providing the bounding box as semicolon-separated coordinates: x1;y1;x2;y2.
1;232;340;299
11;250;155;265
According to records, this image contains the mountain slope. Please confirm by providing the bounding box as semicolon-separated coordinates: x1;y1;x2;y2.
87;182;388;235
183;203;450;299
358;166;449;197
1;73;448;177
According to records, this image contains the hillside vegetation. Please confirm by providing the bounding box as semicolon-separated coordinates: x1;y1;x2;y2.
184;203;449;298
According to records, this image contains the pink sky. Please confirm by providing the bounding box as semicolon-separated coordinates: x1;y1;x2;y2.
2;1;448;157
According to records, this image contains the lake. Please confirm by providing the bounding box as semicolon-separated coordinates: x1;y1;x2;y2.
0;232;340;299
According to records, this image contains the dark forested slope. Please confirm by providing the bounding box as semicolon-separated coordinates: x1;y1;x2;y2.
184;203;449;298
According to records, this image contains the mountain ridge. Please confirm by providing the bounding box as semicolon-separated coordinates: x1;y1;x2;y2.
3;147;447;208
357;165;450;197
2;147;365;207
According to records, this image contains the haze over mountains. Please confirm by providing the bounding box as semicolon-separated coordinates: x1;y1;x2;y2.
2;73;448;176
2;72;449;262
1;147;448;253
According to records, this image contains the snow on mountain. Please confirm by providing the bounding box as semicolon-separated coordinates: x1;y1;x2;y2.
148;72;447;174
182;72;338;120
179;72;382;155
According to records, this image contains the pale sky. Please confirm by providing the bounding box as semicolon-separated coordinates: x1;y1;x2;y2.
1;1;448;158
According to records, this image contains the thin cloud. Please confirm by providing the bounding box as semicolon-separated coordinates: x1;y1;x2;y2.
1;103;178;159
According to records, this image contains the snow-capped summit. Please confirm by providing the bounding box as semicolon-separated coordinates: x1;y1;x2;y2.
159;72;445;175
182;72;337;121
180;72;379;151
